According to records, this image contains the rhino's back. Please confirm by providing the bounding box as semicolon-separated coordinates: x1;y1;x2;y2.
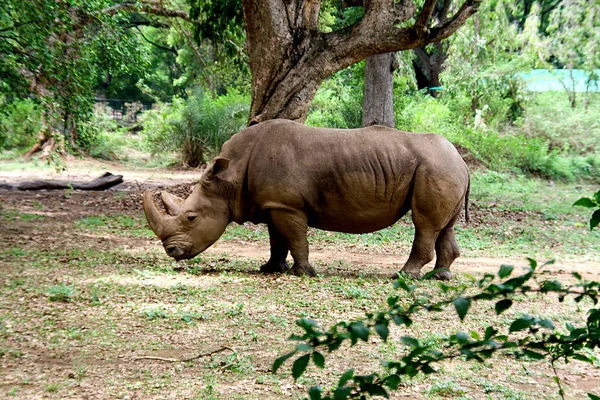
223;120;466;233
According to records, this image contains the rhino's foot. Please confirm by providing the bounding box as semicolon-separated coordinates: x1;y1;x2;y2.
289;263;317;277
391;270;421;280
432;269;452;281
260;260;290;274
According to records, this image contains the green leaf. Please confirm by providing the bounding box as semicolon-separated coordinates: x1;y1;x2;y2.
308;386;323;400
338;369;355;387
333;386;352;400
538;319;555;330
588;394;600;400
272;350;297;373
292;354;311;380
495;299;513;315
312;351;325;369
498;264;514;279
455;331;469;344
375;323;389;341
401;336;419;348
591;209;600;230
384;375;401;390
348;321;369;342
509;316;534;333
366;385;389;397
296;343;313;352
484;326;497;340
573;197;596;208
453;297;471;321
522;349;546;360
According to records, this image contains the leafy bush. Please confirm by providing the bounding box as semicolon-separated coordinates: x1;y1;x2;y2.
394;92;600;181
0;98;41;151
141;88;249;167
574;190;600;230
77;103;131;160
274;260;600;399
520;92;600;155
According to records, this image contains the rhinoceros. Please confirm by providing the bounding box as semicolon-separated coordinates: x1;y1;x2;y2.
143;119;470;279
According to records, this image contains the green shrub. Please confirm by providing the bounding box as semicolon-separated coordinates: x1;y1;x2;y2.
393;92;600;181
141;88;249;167
520;92;600;155
306;63;363;129
0;98;41;151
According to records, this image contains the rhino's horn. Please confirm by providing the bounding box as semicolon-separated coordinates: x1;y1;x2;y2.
161;192;184;216
143;190;167;238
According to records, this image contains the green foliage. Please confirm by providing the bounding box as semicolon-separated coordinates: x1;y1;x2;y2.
0;98;41;151
394;91;600;181
574;190;600;230
275;260;600;399
0;0;148;141
141;88;249;166
306;63;364;129
46;283;76;303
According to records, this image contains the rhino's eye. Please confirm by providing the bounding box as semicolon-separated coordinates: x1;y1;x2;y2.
187;214;197;222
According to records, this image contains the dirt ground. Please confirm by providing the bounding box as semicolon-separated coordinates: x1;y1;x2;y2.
1;159;599;399
2;159;599;279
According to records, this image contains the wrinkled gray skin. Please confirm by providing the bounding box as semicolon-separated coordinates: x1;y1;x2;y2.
143;120;470;280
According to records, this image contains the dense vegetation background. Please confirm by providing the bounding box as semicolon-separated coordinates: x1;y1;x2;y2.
0;0;598;182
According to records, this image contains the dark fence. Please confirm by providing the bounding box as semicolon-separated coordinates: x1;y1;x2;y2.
94;98;154;123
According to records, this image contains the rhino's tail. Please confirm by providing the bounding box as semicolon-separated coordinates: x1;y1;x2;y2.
464;173;471;224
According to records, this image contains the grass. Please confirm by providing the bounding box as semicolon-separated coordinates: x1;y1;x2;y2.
0;245;597;398
1;162;599;398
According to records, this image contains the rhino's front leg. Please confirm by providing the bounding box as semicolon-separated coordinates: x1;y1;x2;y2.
269;209;316;277
260;223;291;273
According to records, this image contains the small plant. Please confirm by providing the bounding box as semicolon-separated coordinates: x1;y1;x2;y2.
145;307;168;320
46;283;76;302
574;190;600;230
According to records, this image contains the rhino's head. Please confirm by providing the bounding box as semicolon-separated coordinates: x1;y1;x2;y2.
142;158;231;260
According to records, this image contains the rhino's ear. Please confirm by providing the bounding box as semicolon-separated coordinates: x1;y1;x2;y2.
209;157;230;177
161;192;184;216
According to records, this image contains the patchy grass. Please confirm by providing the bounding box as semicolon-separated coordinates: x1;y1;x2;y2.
0;169;599;399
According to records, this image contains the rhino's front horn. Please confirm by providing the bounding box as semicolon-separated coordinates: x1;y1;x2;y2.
143;190;167;238
161;192;184;216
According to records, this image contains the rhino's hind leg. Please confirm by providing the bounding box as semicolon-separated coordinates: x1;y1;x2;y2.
398;228;438;279
269;209;316;277
260;223;291;273
431;222;460;281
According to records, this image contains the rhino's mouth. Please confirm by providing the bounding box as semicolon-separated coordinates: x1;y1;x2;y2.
163;242;208;261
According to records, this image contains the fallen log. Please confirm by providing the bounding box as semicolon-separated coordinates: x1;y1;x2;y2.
0;172;124;191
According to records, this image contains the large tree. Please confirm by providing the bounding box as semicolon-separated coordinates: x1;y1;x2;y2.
240;0;481;124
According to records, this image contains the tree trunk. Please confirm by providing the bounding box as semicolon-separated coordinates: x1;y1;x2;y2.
362;53;397;127
413;43;447;97
241;0;481;125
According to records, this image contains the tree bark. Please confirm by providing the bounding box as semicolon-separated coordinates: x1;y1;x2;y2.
413;43;447;97
242;0;481;124
362;53;398;127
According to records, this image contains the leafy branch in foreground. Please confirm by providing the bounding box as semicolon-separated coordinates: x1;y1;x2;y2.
574;189;600;230
273;259;600;399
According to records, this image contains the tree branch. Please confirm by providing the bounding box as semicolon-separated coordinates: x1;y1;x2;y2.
134;27;178;55
101;1;191;22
